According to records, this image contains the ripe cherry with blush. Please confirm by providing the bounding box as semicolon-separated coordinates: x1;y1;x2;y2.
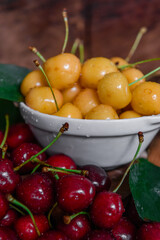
46;153;77;178
56;174;95;213
80;164;111;192
0;159;20;193
7;123;34;149
111;217;136;239
57;215;91;240
14;214;49;240
90;191;124;229
0;208;18;227
16;172;54;214
12;142;46;174
136;222;160;240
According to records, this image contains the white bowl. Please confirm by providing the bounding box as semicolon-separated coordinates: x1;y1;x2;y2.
19;102;160;169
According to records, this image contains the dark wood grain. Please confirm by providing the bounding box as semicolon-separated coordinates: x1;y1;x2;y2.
0;0;160;72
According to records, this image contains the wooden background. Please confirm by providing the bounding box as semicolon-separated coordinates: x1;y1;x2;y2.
0;0;160;74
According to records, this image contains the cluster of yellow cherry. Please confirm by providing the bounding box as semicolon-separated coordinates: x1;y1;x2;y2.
20;10;160;120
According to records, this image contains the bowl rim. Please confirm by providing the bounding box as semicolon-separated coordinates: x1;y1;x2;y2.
19;102;160;137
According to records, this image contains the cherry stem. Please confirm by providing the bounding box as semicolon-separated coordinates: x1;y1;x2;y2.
128;66;160;86
54;173;59;180
119;57;160;70
31;160;59;179
29;46;46;63
43;166;88;175
113;131;144;193
79;40;84;63
31;163;41;174
33;59;59;112
14;123;69;172
0;115;9;150
6;194;40;236
48;202;57;228
9;203;25;216
71;38;80;54
62;9;69;54
125;27;147;62
63;211;89;224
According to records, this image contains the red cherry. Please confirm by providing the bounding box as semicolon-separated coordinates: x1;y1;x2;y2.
12;142;46;174
90;191;124;229
0;159;20;193
111;217;136;239
46;154;77;178
0;208;18;227
7;123;34;149
136;222;160;240
16;172;54;214
57;174;95;213
0;226;19;240
0;192;9;220
80;164;111;192
57;215;91;240
14;214;49;240
37;230;68;240
85;229;114;240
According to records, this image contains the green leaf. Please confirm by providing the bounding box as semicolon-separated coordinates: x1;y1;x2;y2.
0;64;30;102
129;158;160;222
0;99;24;131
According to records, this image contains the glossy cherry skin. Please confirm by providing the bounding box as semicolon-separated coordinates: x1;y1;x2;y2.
46;154;77;178
56;174;95;213
57;215;91;240
0;192;9;220
16;172;54;214
136;222;160;240
12;142;46;174
85;230;114;240
14;215;49;240
90;191;124;229
0;226;19;240
0;159;20;193
80;164;111;192
7;123;34;149
111;217;136;240
0;208;18;227
37;230;68;240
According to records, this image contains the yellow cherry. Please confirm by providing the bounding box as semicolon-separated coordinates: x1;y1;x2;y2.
85;104;119;120
97;72;132;109
43;53;81;90
80;57;118;89
54;103;82;119
131;81;160;115
73;88;100;117
25;86;63;114
119;110;141;119
20;70;47;96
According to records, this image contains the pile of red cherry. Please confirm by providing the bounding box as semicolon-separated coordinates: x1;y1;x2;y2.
0;122;160;240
